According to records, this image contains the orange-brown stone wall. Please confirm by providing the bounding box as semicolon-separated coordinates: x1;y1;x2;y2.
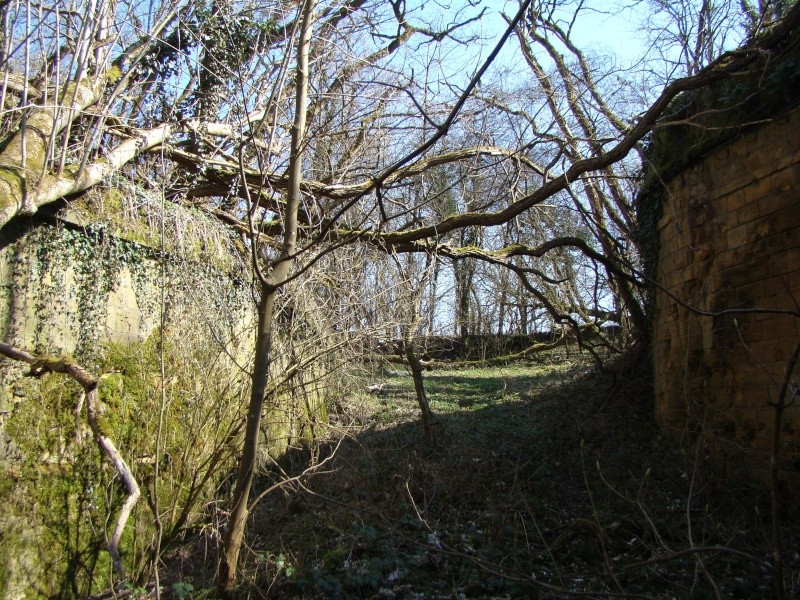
653;106;800;492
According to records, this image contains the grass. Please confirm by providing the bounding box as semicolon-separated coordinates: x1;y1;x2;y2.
159;352;799;599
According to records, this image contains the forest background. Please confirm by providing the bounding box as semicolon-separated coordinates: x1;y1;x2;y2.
0;0;797;597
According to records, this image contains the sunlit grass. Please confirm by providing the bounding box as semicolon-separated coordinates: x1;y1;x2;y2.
372;357;590;413
168;351;793;599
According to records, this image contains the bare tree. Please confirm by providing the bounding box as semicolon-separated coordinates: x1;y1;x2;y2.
216;0;319;591
1;0;799;592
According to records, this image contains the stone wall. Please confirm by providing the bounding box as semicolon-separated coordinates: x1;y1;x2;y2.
0;194;332;597
0;185;251;355
0;195;330;455
0;222;245;355
653;105;800;493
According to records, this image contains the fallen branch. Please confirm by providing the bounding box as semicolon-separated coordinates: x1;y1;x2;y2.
0;342;140;580
417;325;595;369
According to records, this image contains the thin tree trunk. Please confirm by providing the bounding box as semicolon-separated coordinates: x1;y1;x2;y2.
426;260;439;336
403;337;436;448
519;300;528;335
497;287;506;336
217;0;315;594
769;341;800;600
217;289;276;593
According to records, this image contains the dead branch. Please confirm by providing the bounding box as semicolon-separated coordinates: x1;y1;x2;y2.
417;327;588;369
0;342;141;581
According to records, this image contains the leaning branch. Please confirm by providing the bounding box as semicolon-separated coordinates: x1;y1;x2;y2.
174;144;543;204
0;120;173;230
0;342;140;581
417;326;596;369
0;79;102;227
361;4;800;246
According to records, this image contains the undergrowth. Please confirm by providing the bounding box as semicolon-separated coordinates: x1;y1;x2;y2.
160;352;800;599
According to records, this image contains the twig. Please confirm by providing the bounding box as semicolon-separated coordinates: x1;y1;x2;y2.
769;340;800;600
686;409;721;600
410;536;653;599
595;462;669;551
620;545;770;571
579;440;624;592
405;478;432;532
247;435;345;511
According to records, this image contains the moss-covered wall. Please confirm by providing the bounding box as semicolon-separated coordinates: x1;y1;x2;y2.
0;184;251;355
0;189;330;598
650;104;800;498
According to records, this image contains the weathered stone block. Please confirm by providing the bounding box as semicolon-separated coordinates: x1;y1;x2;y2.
770;203;800;234
726;223;748;248
736;196;762;224
769;250;798;277
745;149;766;173
748;216;774;243
758;191;787;218
743;176;772;205
771;167;795;194
737;280;765;307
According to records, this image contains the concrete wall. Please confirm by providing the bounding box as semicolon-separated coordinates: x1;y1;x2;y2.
0;227;248;355
0;204;332;596
653;106;800;491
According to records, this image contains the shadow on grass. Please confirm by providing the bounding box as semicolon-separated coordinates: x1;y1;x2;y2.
164;356;794;599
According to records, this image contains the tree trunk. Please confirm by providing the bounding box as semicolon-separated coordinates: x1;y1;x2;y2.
497;289;506;336
426;260;439;336
217;288;276;593
217;0;315;594
403;338;436;448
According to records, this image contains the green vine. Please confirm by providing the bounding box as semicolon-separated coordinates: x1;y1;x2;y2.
0;182;331;596
4;186;251;364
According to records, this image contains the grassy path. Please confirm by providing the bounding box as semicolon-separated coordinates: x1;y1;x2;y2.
166;357;795;599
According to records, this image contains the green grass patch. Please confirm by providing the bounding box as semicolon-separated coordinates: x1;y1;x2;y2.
161;353;797;599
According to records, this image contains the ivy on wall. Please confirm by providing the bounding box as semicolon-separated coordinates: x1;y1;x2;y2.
2;199;251;363
0;189;255;596
0;184;336;596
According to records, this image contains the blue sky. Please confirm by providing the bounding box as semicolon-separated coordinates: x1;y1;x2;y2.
408;0;652;98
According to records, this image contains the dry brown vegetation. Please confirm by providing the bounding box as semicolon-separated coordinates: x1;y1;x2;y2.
156;352;800;599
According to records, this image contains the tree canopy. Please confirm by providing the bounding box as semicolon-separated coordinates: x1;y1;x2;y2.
1;0;795;338
1;0;798;593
